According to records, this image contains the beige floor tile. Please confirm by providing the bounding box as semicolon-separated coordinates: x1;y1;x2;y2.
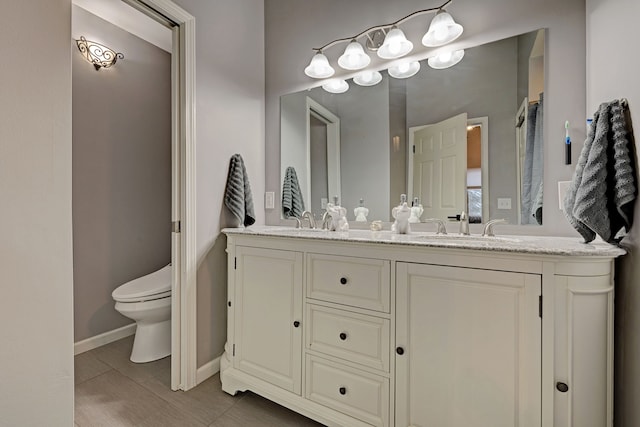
75;370;205;427
208;392;325;427
75;351;112;385
90;336;171;383
139;372;239;426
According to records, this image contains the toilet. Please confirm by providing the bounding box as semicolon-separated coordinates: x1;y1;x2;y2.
112;264;172;363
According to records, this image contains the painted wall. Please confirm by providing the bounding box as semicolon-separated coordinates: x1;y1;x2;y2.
265;0;587;237
169;0;266;368
585;1;640;426
72;5;172;342
0;0;74;425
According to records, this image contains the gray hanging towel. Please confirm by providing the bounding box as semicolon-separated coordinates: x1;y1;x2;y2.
224;154;255;227
563;99;636;243
282;166;305;219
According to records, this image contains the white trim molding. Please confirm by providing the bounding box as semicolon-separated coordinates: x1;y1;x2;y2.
74;323;136;355
196;356;222;385
124;0;197;392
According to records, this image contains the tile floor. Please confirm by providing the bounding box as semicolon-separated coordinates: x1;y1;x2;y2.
75;336;324;426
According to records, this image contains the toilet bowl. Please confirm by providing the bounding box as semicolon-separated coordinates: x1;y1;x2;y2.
112;264;172;363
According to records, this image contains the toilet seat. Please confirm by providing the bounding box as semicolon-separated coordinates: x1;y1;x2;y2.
112;264;172;303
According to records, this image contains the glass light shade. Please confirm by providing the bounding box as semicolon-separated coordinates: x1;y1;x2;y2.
322;79;349;93
353;70;383;86
427;49;465;69
304;52;335;78
388;61;420;79
377;27;413;59
338;41;371;70
422;10;464;47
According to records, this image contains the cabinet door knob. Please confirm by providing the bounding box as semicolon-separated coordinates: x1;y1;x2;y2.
339;386;347;395
340;277;348;285
293;321;300;328
396;347;405;355
556;382;569;393
339;332;347;341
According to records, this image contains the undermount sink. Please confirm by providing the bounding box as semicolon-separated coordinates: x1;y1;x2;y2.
416;234;522;244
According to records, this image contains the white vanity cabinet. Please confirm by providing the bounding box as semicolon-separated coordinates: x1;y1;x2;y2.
220;228;623;427
231;246;303;394
395;263;541;427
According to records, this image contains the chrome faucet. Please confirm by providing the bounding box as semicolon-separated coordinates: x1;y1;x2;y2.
320;211;331;230
424;218;448;235
482;219;507;237
300;211;316;229
459;211;470;235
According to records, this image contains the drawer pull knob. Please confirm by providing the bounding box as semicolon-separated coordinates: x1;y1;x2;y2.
340;277;348;285
396;347;405;355
339;387;347;395
556;382;569;393
293;321;300;328
339;332;347;340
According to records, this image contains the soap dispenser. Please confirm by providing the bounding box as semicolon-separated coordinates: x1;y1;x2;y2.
409;197;424;223
391;194;411;234
354;198;369;222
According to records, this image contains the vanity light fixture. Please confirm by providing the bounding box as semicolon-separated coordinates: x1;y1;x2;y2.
422;9;464;47
304;0;463;79
322;79;349;94
427;49;465;69
377;27;413;60
338;40;371;70
353;70;383;86
388;60;421;79
76;36;124;70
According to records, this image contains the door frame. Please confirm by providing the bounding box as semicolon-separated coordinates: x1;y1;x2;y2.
306;97;341;210
122;0;197;391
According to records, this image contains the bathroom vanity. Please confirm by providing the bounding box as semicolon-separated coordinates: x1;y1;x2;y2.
220;226;624;427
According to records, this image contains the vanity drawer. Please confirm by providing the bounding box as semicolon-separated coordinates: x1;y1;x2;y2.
306;304;389;372
305;355;389;427
307;254;390;312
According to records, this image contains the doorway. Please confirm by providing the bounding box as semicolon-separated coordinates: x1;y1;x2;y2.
71;0;197;391
408;114;489;223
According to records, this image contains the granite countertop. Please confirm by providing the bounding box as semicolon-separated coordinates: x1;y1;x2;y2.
223;226;626;257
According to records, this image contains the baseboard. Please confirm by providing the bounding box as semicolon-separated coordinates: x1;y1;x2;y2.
196;356;221;385
74;323;137;355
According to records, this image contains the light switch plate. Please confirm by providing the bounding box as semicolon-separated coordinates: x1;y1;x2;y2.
497;198;512;210
265;191;275;209
558;181;571;210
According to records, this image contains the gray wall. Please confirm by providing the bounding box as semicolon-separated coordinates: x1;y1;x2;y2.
0;0;74;425
586;1;640;426
72;6;172;342
175;0;265;368
265;0;587;237
406;37;518;224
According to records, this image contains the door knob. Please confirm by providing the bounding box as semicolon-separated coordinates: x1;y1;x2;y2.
293;321;300;328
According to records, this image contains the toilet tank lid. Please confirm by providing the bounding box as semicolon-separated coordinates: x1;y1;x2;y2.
112;264;172;300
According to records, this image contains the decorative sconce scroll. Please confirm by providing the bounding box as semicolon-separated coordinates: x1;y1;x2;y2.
76;36;124;70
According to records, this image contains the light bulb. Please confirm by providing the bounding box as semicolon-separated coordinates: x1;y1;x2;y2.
338;41;370;70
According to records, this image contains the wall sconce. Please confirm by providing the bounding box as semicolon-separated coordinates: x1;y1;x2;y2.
76;36;124;70
304;0;464;92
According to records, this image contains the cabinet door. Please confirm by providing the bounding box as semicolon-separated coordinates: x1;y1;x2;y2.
234;246;303;394
396;263;541;427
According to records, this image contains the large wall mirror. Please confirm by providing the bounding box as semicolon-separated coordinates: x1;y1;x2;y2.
281;29;545;225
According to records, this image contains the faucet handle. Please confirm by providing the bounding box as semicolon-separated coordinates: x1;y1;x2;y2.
482;219;507;237
424;218;448;235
